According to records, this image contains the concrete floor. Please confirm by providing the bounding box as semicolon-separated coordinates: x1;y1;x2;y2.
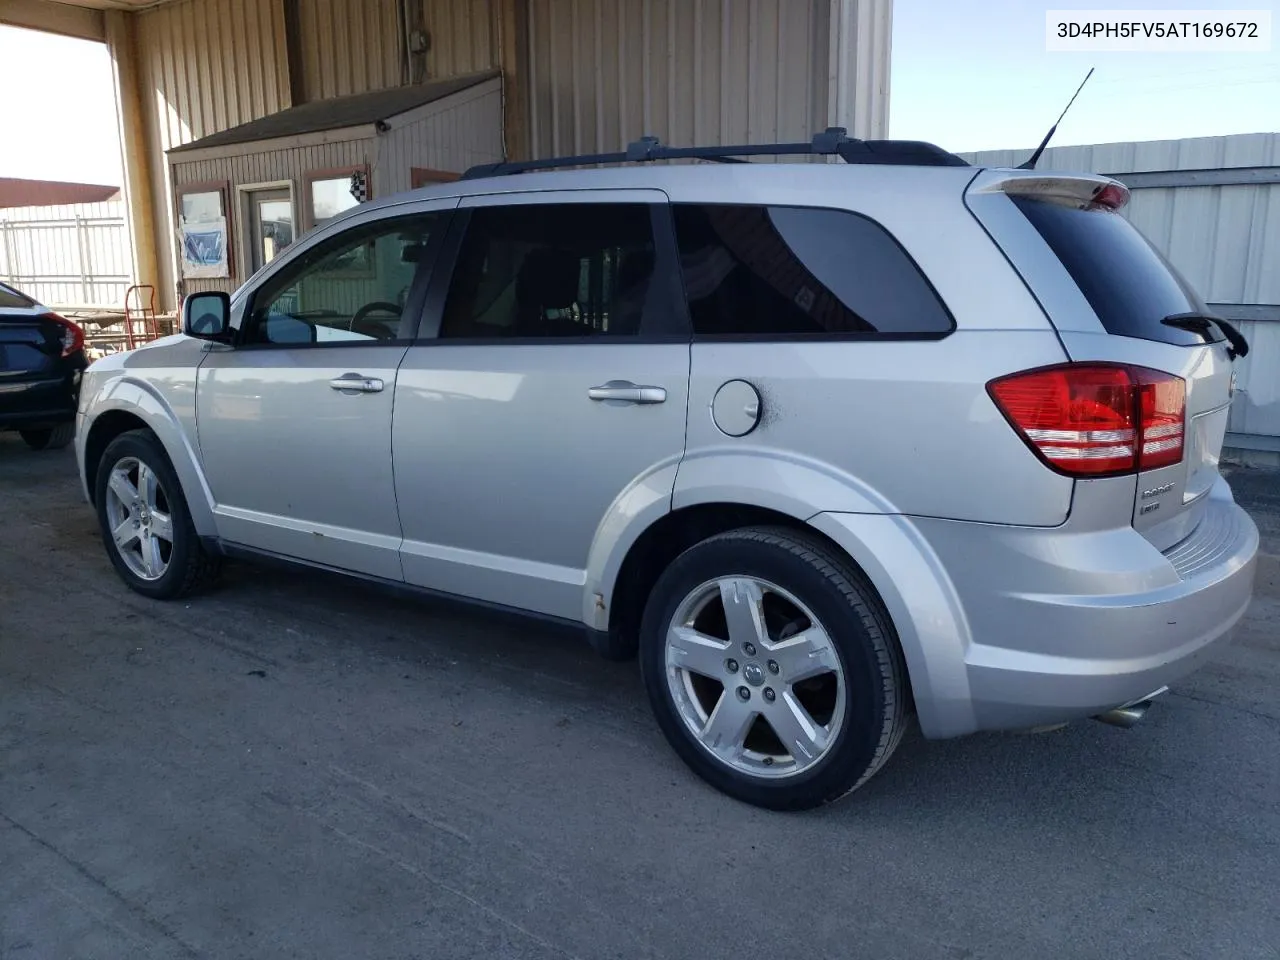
2;434;1278;960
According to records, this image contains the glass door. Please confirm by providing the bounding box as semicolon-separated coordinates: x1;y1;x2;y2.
246;188;294;274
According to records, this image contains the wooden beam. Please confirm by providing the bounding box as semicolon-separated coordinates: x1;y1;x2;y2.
281;0;306;106
495;0;529;161
0;0;105;42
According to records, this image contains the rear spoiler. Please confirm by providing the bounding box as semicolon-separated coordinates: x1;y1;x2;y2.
967;169;1131;212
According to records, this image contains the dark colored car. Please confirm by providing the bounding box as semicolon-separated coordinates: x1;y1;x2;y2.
0;280;87;451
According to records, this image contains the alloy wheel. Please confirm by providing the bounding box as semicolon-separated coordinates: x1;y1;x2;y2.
103;456;174;582
665;576;846;779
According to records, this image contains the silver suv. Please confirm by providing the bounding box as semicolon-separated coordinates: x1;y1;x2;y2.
76;131;1258;810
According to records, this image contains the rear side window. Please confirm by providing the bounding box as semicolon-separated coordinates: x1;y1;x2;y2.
0;283;35;309
1011;197;1217;347
671;204;952;337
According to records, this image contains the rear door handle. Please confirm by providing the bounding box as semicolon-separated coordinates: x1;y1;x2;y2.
329;373;384;394
588;380;667;405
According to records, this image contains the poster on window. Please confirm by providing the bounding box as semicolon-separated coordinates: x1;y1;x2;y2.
179;189;230;279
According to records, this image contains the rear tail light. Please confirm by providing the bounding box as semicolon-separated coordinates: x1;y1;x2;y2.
988;363;1185;477
41;312;85;358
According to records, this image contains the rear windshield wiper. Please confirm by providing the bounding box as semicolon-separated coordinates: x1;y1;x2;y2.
1161;312;1249;359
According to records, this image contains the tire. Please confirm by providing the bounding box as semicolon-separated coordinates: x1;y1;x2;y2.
20;422;75;451
94;429;220;599
639;526;907;811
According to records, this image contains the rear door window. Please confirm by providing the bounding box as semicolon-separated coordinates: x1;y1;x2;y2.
1011;197;1218;347
671;204;953;338
0;283;35;309
439;203;659;340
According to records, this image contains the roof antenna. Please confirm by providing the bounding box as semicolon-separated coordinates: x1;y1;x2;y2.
1018;67;1094;170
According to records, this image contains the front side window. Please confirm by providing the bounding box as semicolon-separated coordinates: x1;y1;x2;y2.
244;213;440;345
439;203;657;339
672;204;953;337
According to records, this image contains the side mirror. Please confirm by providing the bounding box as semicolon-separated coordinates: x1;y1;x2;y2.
182;291;231;341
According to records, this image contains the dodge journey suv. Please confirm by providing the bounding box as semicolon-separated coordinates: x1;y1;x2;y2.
75;130;1258;810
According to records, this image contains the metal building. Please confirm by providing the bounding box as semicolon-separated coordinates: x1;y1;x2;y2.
964;133;1280;461
4;0;893;313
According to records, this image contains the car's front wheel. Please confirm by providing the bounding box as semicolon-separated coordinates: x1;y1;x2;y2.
640;527;908;811
20;422;75;451
95;429;220;599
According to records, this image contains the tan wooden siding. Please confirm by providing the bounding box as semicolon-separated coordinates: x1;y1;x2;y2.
298;0;405;101
377;80;505;194
173;137;373;296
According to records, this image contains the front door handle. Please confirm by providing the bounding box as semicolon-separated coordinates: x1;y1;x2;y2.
329;373;384;394
588;380;667;405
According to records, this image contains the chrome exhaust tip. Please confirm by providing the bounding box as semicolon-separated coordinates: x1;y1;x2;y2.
1093;686;1169;729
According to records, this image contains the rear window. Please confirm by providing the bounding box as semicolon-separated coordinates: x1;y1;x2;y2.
1012;197;1218;347
672;204;953;338
0;283;35;309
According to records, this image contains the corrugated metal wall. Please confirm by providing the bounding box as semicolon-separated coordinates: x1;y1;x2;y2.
298;0;404;101
424;0;496;78
962;133;1280;449
134;0;291;308
377;79;505;193
0;201;132;308
524;0;832;159
138;0;289;149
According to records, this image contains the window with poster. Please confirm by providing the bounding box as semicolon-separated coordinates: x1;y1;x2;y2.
176;181;232;279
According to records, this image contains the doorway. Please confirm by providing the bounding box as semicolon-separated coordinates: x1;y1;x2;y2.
242;185;295;275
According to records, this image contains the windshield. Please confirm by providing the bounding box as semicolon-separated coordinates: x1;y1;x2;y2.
1012;196;1221;348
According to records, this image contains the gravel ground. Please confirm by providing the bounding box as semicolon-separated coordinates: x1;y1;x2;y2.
2;434;1277;960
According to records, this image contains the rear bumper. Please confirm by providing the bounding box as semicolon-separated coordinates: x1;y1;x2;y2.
0;374;79;428
811;476;1258;738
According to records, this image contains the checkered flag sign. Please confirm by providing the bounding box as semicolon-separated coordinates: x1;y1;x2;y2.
349;170;369;203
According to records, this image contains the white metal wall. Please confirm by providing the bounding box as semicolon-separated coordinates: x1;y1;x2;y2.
377;79;505;193
963;133;1280;449
0;201;132;309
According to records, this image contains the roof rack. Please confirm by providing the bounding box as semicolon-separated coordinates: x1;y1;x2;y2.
460;128;969;179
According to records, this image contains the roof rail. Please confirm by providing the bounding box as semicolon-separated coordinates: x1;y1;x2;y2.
460;128;969;179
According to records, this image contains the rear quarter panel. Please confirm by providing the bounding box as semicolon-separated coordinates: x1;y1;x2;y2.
671;166;1073;525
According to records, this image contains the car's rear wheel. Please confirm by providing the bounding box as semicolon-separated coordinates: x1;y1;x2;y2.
95;429;220;599
20;423;75;451
640;527;907;811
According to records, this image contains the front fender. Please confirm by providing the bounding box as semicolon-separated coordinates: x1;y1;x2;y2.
82;376;218;537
